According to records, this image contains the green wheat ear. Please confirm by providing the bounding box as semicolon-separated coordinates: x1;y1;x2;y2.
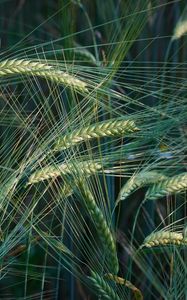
116;171;167;205
53;118;139;151
145;173;187;201
26;160;102;185
0;59;88;93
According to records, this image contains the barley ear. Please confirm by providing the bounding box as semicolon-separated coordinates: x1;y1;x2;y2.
0;59;88;93
105;273;143;300
146;173;187;201
141;230;186;248
172;19;187;40
53;118;139;151
116;171;167;204
26;160;102;186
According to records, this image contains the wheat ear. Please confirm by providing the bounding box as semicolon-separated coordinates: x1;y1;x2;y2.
77;180;119;274
141;230;187;248
27;160;102;185
172;20;187;40
89;271;121;300
0;59;88;92
105;273;143;300
146;173;187;201
53;118;139;151
117;171;167;204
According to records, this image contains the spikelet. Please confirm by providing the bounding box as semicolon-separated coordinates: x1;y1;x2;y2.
141;230;186;248
117;171;167;204
146;173;187;201
0;59;88;93
53;118;139;151
27;160;102;185
89;271;121;300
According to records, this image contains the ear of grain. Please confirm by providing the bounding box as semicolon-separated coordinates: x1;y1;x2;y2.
26;160;102;185
0;59;88;93
77;180;119;274
116;171;167;204
53;118;139;151
89;271;121;300
141;230;186;248
105;273;143;300
146;173;187;201
172;20;187;40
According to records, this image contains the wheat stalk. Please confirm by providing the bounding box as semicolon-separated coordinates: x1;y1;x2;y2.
0;59;88;92
105;273;143;300
53;118;139;151
141;230;187;248
146;173;187;201
77;180;119;274
116;171;167;204
27;160;102;185
89;271;121;300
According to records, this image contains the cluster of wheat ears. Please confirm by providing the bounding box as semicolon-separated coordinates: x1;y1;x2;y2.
1;3;187;296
